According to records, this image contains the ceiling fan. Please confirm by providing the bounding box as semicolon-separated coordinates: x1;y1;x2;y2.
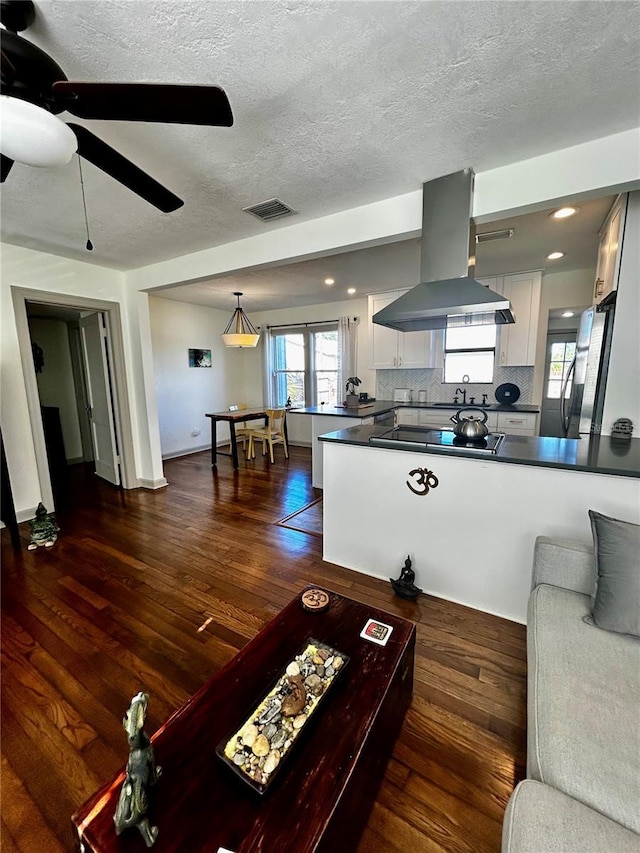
0;0;233;211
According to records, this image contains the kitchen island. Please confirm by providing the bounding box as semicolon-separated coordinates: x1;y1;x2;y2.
292;400;540;487
319;424;639;623
291;400;397;487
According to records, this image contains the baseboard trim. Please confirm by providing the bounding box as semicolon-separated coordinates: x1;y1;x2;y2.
2;506;40;525
138;477;169;490
162;444;212;460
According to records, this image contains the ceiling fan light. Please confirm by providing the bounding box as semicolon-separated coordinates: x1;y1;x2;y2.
222;292;260;348
0;96;77;167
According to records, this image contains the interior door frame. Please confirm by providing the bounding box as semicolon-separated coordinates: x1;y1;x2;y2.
539;328;579;438
12;287;138;510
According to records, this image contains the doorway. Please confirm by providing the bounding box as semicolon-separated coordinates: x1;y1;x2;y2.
26;303;124;506
538;306;587;437
12;287;137;512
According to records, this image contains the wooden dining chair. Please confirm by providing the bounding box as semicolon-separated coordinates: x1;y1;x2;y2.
229;404;251;454
247;408;288;463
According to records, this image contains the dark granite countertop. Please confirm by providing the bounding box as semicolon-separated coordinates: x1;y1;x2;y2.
318;423;640;478
290;401;398;418
290;400;539;416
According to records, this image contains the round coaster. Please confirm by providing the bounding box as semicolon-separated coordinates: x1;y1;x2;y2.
301;588;330;613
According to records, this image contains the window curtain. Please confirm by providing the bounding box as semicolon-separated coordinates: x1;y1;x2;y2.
261;327;274;406
338;316;359;402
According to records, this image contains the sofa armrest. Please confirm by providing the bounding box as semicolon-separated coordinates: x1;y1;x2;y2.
532;536;596;596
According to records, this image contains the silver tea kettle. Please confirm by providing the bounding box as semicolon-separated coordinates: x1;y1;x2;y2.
450;407;489;441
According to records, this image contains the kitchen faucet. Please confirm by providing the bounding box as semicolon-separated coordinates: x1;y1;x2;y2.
455;387;467;405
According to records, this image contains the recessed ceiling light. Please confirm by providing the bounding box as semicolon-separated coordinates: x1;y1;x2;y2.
550;207;578;219
547;251;565;260
324;277;335;285
562;311;575;318
347;287;356;295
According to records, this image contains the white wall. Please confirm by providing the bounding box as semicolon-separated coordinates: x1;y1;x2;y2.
149;297;246;456
28;317;83;461
533;267;596;403
602;191;640;435
0;244;162;516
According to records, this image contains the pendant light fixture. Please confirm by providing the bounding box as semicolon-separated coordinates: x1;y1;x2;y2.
222;292;260;348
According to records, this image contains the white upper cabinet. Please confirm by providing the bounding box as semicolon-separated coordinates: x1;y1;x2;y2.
485;271;542;367
593;195;626;304
368;290;443;369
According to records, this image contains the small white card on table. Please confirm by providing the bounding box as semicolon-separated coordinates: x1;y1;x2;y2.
360;618;393;646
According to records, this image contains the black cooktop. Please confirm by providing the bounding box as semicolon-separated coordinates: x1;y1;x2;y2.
369;426;505;454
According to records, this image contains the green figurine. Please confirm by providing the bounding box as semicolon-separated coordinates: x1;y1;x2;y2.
28;502;59;550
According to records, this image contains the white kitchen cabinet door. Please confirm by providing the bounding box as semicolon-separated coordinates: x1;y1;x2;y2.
593;195;625;304
370;292;400;368
496;411;537;436
494;271;542;366
369;291;439;369
418;408;499;431
395;407;419;425
399;326;431;368
417;409;454;428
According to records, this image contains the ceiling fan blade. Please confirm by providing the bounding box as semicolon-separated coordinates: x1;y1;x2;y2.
68;124;183;213
1;154;15;182
1;46;17;82
53;82;233;127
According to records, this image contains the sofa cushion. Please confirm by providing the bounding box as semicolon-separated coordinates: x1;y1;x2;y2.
502;780;640;852
527;584;640;833
589;510;640;637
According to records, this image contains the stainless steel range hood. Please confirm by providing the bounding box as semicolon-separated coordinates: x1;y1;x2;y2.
373;169;515;332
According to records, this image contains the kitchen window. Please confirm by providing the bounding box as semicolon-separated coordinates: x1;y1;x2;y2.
443;322;496;383
270;325;338;407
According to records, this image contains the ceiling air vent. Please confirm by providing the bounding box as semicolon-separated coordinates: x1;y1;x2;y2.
476;228;514;243
242;198;297;222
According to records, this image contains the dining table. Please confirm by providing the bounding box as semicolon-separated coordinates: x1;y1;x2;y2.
205;408;289;470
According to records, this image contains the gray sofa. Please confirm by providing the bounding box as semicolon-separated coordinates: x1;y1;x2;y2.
502;536;640;852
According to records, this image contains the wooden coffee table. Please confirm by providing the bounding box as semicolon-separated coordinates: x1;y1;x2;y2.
72;587;416;852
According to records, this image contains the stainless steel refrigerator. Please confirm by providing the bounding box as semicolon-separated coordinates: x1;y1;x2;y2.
561;293;616;438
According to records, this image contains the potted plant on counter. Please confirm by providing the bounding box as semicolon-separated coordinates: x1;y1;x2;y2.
345;377;361;408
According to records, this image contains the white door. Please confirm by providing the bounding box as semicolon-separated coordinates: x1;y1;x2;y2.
538;333;577;437
79;312;121;485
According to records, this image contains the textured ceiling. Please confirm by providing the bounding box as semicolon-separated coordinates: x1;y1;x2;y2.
1;0;639;275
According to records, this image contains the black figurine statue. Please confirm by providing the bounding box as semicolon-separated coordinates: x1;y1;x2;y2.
28;502;59;549
390;555;422;600
113;692;162;847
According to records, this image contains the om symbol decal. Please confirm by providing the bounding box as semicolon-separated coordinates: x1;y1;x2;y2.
407;467;439;496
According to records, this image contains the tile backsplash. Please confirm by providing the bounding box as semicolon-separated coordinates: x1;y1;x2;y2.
376;366;534;404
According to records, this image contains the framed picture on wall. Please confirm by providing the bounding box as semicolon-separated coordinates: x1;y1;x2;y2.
188;348;212;368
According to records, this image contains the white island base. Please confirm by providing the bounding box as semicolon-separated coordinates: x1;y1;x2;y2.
311;414;374;488
322;442;639;624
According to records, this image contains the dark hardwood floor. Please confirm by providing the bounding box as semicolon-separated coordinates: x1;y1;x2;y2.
1;446;526;852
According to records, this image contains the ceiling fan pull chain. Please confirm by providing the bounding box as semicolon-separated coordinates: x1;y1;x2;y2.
77;155;94;251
